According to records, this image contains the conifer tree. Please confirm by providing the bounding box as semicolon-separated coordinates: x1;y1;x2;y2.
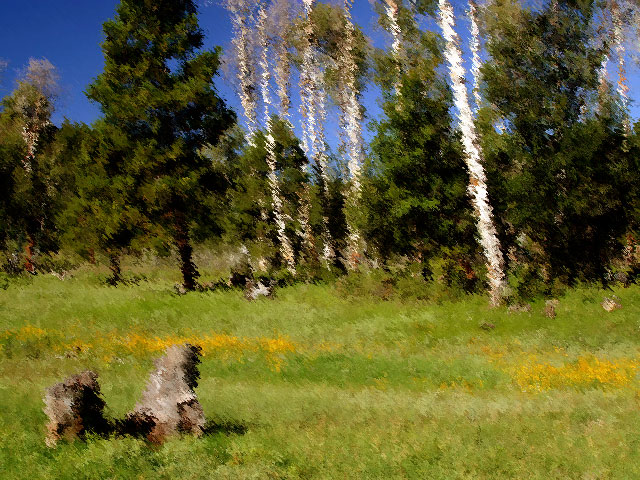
480;0;634;291
367;1;477;282
87;0;235;290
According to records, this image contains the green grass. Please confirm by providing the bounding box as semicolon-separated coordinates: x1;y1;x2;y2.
1;272;640;479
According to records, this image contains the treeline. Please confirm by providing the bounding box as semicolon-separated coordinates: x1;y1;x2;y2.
0;0;639;303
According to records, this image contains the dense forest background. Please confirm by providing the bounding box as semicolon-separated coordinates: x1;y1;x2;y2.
1;0;639;304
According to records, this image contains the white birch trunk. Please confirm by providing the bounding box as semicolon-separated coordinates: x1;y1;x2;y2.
257;3;297;275
227;0;258;142
299;0;335;264
611;0;631;133
16;59;56;173
272;0;292;124
438;0;506;306
382;0;402;96
227;0;271;272
341;0;366;270
313;78;336;263
299;0;317;159
468;0;483;112
20;100;48;174
295;0;319;261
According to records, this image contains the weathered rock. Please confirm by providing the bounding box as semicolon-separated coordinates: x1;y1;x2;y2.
245;280;273;301
43;370;111;447
125;344;205;444
174;283;188;295
544;299;559;319
602;296;622;312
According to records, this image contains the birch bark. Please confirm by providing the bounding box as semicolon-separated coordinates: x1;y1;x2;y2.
257;2;297;274
299;0;335;264
438;0;506;306
340;0;366;270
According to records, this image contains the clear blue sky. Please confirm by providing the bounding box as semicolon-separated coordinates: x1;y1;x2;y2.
1;0;637;145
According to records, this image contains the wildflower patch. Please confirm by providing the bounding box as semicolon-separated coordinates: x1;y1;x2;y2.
513;356;640;392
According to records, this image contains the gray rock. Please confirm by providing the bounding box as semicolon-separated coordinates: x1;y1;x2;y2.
126;344;205;443
602;296;622;312
544;299;559;318
245;280;273;301
43;371;110;447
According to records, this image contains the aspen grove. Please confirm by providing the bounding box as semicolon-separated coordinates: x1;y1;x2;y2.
0;0;639;304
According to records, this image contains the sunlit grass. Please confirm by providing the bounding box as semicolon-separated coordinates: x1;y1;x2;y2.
1;274;640;478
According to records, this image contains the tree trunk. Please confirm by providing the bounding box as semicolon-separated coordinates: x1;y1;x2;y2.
24;234;36;274
227;0;258;140
340;0;366;270
468;0;482;112
174;212;199;291
107;251;122;286
383;0;402;96
438;0;506;306
257;2;297;275
314;84;336;266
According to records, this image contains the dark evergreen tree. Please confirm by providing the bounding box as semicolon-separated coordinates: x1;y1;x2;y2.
365;3;477;284
86;0;236;290
480;0;637;294
57;120;148;284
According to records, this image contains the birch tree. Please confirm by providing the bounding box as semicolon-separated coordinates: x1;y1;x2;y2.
225;0;277;272
379;0;403;96
298;0;335;264
367;1;476;276
438;0;506;305
611;0;631;132
468;0;483;112
225;0;259;140
16;59;57;175
340;0;367;270
257;1;297;274
11;59;59;273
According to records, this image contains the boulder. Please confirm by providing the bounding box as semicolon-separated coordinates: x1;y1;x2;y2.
43;370;111;447
125;344;205;444
544;299;559;318
601;296;622;312
245;280;273;301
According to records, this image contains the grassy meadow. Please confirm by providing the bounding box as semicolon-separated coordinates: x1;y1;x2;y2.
1;266;640;479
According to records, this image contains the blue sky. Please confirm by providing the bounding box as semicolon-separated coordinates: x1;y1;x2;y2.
1;0;638;149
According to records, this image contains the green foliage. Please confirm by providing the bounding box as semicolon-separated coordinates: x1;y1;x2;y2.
480;0;638;291
291;2;371;103
0;82;63;270
365;7;477;273
226;117;309;271
85;0;236;288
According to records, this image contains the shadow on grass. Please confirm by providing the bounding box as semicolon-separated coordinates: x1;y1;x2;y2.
110;415;249;442
202;418;249;436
